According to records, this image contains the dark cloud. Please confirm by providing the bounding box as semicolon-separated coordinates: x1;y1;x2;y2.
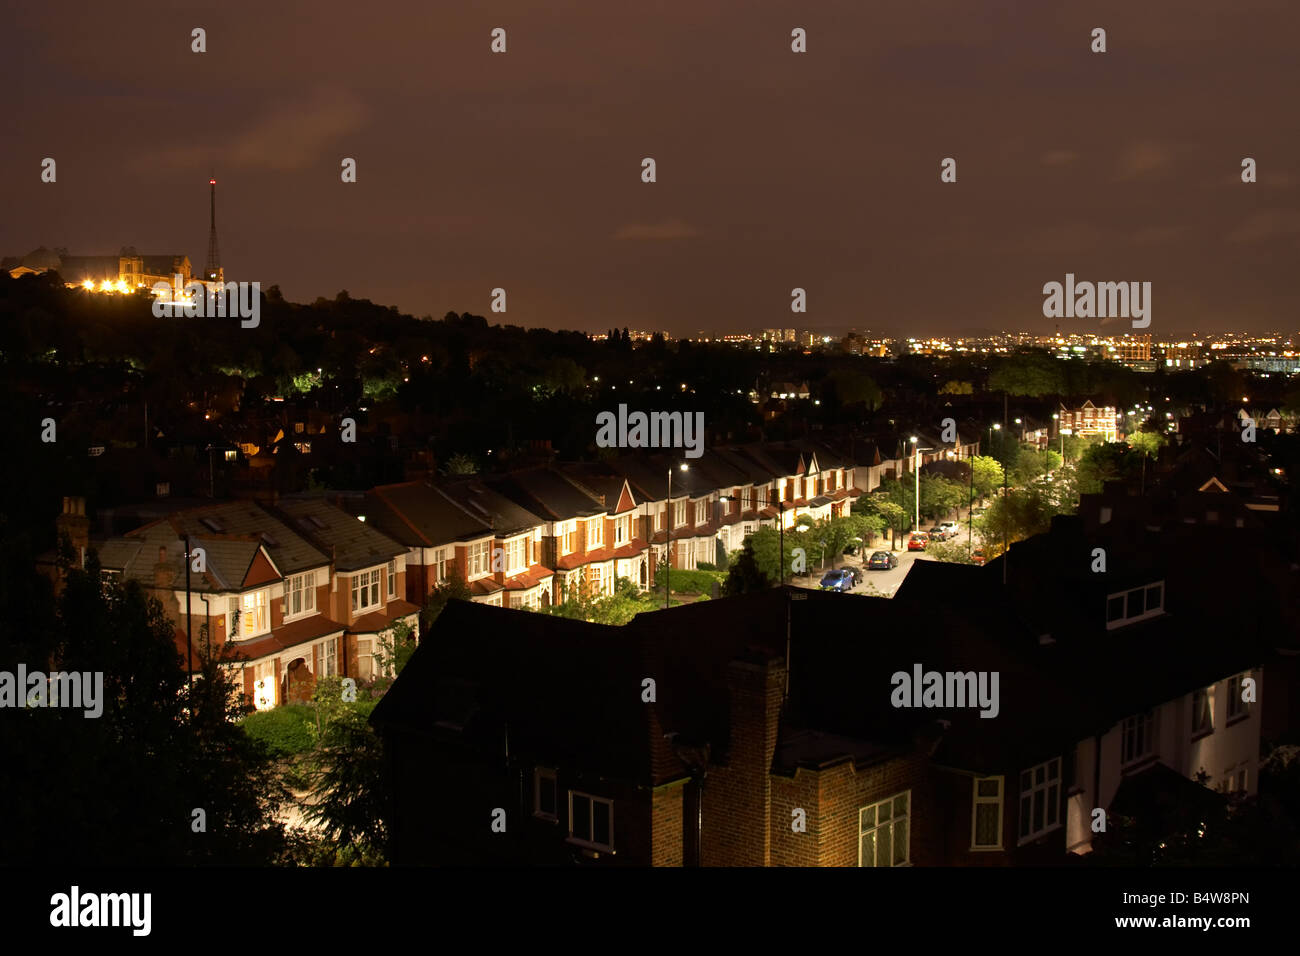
2;0;1297;336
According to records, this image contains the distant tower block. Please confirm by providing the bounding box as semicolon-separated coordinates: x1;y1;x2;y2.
205;176;223;283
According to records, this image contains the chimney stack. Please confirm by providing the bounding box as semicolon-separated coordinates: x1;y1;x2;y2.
56;496;90;566
154;544;176;589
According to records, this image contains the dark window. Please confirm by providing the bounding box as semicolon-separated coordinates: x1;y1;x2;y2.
593;802;611;847
1107;595;1125;622
1127;588;1146;617
572;794;590;838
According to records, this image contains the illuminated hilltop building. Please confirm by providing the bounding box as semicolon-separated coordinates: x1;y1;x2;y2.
4;177;225;300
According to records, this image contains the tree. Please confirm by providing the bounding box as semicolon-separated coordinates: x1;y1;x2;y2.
925;538;977;565
1077;442;1140;495
826;367;883;411
939;380;974;395
989;352;1064;397
723;542;771;595
968;455;1004;502
445;452;479;475
422;570;472;631
0;555;289;865
871;500;909;549
919;474;964;521
302;703;387;855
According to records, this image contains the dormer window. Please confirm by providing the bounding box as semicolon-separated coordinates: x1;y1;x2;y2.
1105;580;1164;629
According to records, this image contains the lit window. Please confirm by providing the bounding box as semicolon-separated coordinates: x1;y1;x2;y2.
971;776;1004;850
1227;674;1250;722
1191;688;1213;737
859;791;910;866
230;589;268;638
1018;758;1061;843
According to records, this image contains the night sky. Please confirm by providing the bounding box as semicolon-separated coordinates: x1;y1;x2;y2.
4;0;1297;337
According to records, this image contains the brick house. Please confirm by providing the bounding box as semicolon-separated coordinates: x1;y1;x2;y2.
362;481;504;607
273;497;421;685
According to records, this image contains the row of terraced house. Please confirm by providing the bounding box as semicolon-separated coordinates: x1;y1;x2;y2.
42;437;975;710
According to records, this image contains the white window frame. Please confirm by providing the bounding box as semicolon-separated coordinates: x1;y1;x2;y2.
1018;757;1062;844
351;568;382;613
971;776;1004;850
1105;580;1165;630
1226;673;1250;723
588;563;604;597
283;571;317;621
468;540;492;579
674;500;686;529
615;516;629;546
231;588;270;639
588;518;604;549
432;547;447;584
858;790;910;867
356;638;374;682
504;536;527;575
567;790;613;851
315;638;337;678
1121;711;1156;766
534;768;558;822
1191;687;1214;738
387;560;397;598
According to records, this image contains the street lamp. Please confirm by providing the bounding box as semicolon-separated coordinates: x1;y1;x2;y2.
909;437;933;533
665;463;688;608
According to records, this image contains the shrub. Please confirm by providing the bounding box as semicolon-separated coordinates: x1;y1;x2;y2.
664;568;725;594
239;704;317;757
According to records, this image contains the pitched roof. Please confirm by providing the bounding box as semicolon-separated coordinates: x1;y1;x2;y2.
164;500;327;575
486;467;605;520
275;497;406;572
365;482;494;547
438;478;548;536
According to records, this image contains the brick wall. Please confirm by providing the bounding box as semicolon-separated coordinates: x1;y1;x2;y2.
651;779;687;866
701;656;784;866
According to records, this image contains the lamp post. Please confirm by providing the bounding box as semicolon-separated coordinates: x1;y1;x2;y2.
910;438;934;533
665;463;688;609
910;437;920;532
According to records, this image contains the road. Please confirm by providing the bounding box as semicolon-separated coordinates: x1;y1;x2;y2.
792;504;987;598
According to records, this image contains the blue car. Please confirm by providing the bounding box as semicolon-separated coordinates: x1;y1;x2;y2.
819;569;854;592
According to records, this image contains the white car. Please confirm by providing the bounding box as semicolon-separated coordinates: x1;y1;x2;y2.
938;520;960;536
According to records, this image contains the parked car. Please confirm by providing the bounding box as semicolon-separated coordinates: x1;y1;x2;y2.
972;546;986;566
819;569;854;592
867;550;898;570
938;520;960;537
907;533;929;552
837;565;862;587
842;537;863;556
